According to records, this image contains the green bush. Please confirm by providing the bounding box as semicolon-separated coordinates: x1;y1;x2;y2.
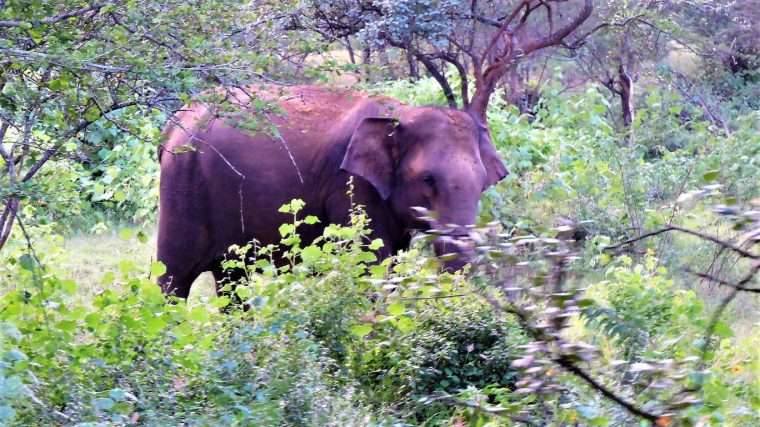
584;254;677;357
0;201;389;425
353;298;525;423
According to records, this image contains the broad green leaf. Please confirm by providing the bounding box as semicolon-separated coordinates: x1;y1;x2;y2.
387;302;405;316
301;245;322;263
703;170;720;182
350;324;373;338
93;397;114;411
395;316;415;333
145;316;167;335
18;254;35;271
189;306;210;322
369;239;384;250
150;261;167;277
236;285;253;300
118;228;133;240
279;223;295;237
119;260;136;274
101;271;116;285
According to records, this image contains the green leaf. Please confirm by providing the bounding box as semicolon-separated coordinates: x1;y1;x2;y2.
387;302;405;316
84;107;101;122
395;316;415;333
60;280;77;294
278;223;295;237
304;215;320;225
356;251;377;263
136;230;149;244
28;29;43;44
590;416;610;426
18;254;35;271
119;260;136;274
48;79;64;91
301;245;322;263
236;285;252;300
278;199;305;214
213;296;231;309
85;313;102;329
150;261;167;277
101;272;115;285
350;324;373;338
144;316;167;335
118;228;133;240
713;321;733;338
369;238;384;250
189;306;210;322
703;170;720;182
93;397;114;411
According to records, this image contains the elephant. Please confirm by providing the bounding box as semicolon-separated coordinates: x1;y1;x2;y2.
157;85;508;298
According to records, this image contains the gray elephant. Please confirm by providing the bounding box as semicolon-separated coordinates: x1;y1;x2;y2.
157;85;508;298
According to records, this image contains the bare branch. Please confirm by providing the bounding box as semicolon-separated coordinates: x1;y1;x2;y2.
0;48;131;73
414;52;458;108
555;356;660;422
523;0;594;53
605;225;760;260
687;269;760;293
0;3;106;28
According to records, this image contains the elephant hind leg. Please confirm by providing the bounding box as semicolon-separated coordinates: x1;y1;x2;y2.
156;251;211;299
156;225;214;299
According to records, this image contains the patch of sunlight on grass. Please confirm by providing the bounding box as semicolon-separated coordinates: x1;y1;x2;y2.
57;228;216;303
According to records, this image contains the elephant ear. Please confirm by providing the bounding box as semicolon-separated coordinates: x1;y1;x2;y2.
477;126;509;188
340;117;398;200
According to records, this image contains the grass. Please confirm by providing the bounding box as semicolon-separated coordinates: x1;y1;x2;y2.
54;227;217;303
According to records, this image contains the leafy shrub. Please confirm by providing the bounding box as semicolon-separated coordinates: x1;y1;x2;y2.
353;298;525;422
584;254;676;355
73;110;163;229
0;207;386;425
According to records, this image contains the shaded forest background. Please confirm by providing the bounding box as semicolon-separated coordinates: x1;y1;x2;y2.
1;1;760;425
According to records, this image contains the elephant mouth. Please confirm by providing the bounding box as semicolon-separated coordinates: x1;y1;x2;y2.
433;234;476;272
407;207;478;272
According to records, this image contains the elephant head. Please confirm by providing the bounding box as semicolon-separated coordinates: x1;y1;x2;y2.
340;107;508;271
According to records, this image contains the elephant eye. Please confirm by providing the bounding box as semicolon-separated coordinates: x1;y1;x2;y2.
422;173;436;187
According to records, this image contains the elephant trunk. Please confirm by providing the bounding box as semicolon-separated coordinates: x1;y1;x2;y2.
432;227;477;272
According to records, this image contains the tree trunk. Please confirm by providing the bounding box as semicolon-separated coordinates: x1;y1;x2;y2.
345;37;356;65
406;50;419;80
503;65;524;108
361;47;371;81
618;64;634;127
0;199;17;251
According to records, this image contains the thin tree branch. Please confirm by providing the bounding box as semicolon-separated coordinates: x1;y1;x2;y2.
556;357;660;422
0;3;107;28
687;269;760;293
605;225;759;260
